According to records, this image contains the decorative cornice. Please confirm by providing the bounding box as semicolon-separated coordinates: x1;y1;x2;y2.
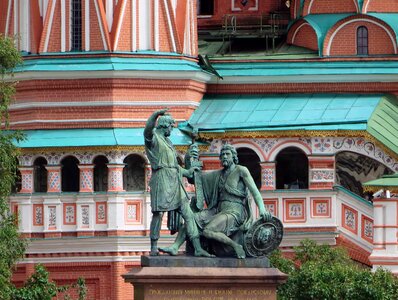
198;130;398;160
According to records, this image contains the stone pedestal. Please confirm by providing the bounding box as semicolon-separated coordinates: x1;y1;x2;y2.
123;256;287;300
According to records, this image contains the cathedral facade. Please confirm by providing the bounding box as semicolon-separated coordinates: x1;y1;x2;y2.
1;1;398;298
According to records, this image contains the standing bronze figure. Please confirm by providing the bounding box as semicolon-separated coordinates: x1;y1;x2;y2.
144;109;212;257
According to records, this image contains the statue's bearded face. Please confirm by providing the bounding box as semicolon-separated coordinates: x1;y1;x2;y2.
221;150;234;168
164;124;174;136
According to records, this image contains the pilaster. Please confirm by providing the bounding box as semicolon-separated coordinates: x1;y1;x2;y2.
45;165;62;193
107;164;125;192
78;164;94;192
308;156;335;190
369;195;398;274
260;162;276;191
19;166;34;193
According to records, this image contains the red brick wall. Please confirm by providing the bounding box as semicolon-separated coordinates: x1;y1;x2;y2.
47;1;61;52
30;0;43;54
0;0;8;34
10;77;206;130
89;1;105;51
302;0;358;16
13;261;139;300
116;0;132;51
324;18;396;56
159;0;173;52
365;0;398;13
287;21;318;51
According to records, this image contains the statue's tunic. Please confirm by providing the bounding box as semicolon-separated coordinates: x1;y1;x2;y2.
196;165;251;235
145;130;184;212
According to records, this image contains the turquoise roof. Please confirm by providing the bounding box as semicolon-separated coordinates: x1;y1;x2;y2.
15;128;192;148
303;14;353;54
188;94;381;131
187;93;398;154
211;60;398;77
368;13;398;44
15;57;202;73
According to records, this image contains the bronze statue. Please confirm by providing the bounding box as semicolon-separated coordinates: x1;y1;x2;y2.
144;109;212;257
159;143;282;259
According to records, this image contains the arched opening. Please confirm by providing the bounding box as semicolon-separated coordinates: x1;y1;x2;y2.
61;156;80;192
275;147;308;189
237;147;261;189
336;151;393;200
123;154;146;191
93;155;108;192
33;157;47;193
71;0;82;51
357;26;368;55
198;0;214;15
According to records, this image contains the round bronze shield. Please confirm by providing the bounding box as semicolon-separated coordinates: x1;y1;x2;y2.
244;216;283;257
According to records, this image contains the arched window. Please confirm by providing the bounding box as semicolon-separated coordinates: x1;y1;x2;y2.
237;147;261;189
61;156;80;192
123;154;146;191
33;157;47;193
93;155;108;192
71;0;82;51
198;0;214;15
336;151;393;199
357;26;368;56
275;147;308;189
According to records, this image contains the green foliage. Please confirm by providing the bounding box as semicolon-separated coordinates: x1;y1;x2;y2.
0;34;21;126
0;35;86;300
270;239;398;300
0;33;26;300
11;264;87;300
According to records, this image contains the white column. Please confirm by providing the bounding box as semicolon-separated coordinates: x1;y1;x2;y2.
370;196;398;274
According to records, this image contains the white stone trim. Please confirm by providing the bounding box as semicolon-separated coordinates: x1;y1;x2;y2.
13;0;18;37
12;70;212;82
138;0;150;50
20;0;30;52
183;0;190;54
61;0;66;52
5;0;12;35
291;22;312;44
154;0;159;51
163;0;177;52
106;0;113;31
85;0;90;51
363;0;371;13
94;0;108;50
208;74;398;84
132;0;137;51
9;118;186;126
114;0;127;50
325;18;397;56
43;0;57;52
9;100;201;110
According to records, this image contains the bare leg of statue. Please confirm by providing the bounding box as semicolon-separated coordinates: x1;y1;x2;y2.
178;200;214;258
202;215;246;259
149;212;163;256
158;226;187;255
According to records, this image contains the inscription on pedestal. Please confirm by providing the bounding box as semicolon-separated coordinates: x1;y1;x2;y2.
145;286;275;300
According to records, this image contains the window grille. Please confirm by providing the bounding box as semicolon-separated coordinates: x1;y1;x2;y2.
71;0;82;51
357;26;368;56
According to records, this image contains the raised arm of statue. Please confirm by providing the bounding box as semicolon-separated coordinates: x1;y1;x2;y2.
241;167;272;222
144;108;169;144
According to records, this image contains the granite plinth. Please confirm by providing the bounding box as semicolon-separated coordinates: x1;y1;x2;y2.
123;256;287;300
141;255;270;268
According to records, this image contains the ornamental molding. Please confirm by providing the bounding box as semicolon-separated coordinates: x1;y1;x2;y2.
207;136;397;172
